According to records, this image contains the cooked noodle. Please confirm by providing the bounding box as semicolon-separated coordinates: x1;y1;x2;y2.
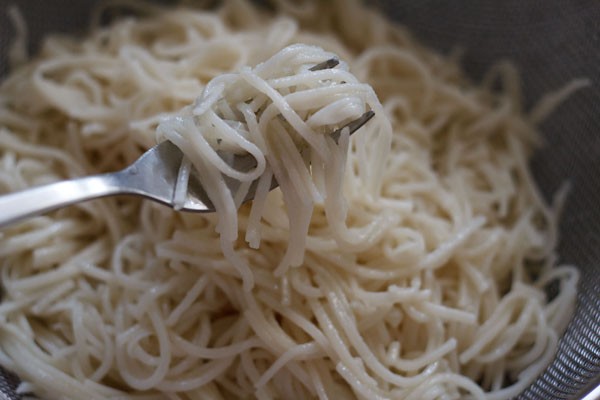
157;42;388;287
0;1;581;399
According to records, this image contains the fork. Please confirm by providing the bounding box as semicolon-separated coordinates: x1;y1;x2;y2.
0;111;374;228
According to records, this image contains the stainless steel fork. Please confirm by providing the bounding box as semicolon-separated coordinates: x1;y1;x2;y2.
0;111;374;228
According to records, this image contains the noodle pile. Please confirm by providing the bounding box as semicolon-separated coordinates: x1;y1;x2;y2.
0;1;580;399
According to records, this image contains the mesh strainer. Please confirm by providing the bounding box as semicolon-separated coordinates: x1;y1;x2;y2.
0;1;598;399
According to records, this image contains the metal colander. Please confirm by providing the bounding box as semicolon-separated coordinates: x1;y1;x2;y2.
0;1;598;399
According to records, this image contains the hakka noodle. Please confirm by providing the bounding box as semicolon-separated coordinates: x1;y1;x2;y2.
156;43;390;292
0;0;586;399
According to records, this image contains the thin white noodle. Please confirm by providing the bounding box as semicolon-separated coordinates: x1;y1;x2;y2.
172;156;191;210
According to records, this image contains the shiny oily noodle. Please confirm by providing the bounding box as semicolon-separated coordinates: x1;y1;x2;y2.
0;0;585;399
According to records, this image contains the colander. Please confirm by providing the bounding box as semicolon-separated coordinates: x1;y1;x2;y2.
0;1;598;399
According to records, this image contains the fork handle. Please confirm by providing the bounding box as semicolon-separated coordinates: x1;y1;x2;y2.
0;174;122;229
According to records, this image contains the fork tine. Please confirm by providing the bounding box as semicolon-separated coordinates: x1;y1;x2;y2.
232;111;375;167
331;110;375;144
230;110;375;171
189;111;376;210
234;110;375;204
309;58;340;71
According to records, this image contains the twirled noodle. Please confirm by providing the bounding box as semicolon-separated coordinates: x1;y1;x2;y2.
0;0;582;399
157;43;389;286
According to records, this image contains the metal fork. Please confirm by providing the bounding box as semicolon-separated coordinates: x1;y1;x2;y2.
0;111;374;228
